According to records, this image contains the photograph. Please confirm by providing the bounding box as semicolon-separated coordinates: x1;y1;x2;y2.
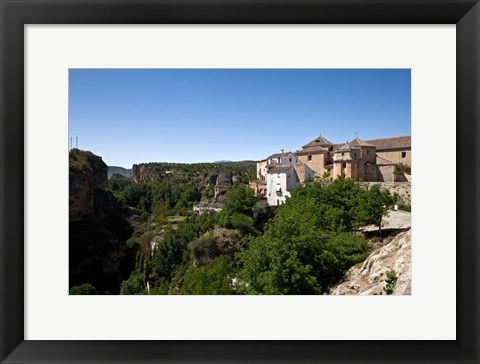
69;68;412;295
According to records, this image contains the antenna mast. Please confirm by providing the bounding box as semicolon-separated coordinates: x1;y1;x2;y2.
75;136;78;149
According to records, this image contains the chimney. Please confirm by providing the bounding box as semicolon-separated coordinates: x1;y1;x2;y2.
281;149;284;154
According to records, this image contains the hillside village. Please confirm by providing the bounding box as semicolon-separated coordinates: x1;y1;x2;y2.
251;134;411;206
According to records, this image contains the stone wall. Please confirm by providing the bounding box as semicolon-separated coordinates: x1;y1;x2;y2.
297;152;327;176
359;181;411;204
377;149;411;166
377;164;395;182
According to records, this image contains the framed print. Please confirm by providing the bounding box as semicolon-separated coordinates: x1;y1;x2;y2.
1;0;479;363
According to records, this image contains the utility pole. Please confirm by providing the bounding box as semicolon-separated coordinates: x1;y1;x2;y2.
75;136;78;149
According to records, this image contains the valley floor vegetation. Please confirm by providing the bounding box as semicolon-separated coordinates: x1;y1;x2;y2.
73;179;394;295
69;150;396;295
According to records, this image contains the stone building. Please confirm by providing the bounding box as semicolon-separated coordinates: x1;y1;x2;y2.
193;202;224;214
294;135;411;182
255;134;410;205
257;135;411;184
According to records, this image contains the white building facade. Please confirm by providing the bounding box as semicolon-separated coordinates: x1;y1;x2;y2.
266;163;314;206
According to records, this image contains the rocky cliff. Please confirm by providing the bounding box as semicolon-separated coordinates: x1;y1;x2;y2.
69;149;108;220
132;163;163;182
214;174;232;203
69;149;135;294
332;229;411;295
189;228;241;266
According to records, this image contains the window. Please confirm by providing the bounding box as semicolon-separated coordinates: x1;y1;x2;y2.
341;153;344;157
289;158;292;162
277;199;280;206
307;155;312;161
342;163;346;168
367;150;370;155
401;151;406;158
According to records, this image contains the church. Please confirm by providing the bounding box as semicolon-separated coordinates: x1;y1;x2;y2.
255;134;411;206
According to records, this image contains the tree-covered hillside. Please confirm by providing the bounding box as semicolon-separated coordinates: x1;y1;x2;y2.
70;150;395;295
116;179;393;295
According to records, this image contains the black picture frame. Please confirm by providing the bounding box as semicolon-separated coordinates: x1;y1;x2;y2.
1;1;479;363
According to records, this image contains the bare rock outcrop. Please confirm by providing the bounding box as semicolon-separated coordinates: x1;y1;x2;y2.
69;149;134;294
204;174;218;187
332;229;411;295
69;150;108;220
132;164;162;182
188;228;241;266
214;174;232;203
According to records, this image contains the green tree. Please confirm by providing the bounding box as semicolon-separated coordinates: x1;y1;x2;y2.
216;183;256;234
237;185;371;294
180;256;235;295
353;185;394;235
69;283;96;295
120;269;145;295
222;183;256;216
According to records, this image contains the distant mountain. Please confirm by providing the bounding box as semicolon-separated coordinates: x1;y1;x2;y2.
213;160;232;163
108;166;132;179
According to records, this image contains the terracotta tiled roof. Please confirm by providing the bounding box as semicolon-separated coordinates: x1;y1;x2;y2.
268;151;293;159
295;146;329;155
337;143;354;152
267;165;294;173
365;136;411;150
302;135;333;148
350;138;374;147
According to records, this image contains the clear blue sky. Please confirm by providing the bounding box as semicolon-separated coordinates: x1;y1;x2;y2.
69;69;411;168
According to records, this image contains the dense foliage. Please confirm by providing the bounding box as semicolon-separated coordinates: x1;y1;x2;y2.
237;180;390;294
69;283;96;295
108;179;202;218
133;161;256;184
115;178;394;295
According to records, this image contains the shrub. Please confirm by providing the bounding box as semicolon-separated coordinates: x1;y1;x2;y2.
69;283;96;295
120;269;145;295
180;256;235;295
384;270;398;295
394;163;411;175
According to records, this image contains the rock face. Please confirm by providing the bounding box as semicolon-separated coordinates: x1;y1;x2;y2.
332;229;411;295
69;150;108;221
189;228;241;266
69;149;134;294
204;174;218;187
132;164;162;182
214;174;232;203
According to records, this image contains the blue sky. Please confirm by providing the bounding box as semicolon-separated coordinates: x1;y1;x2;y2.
69;69;411;168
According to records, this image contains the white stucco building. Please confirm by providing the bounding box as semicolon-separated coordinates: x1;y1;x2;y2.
266;163;314;206
267;150;298;166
